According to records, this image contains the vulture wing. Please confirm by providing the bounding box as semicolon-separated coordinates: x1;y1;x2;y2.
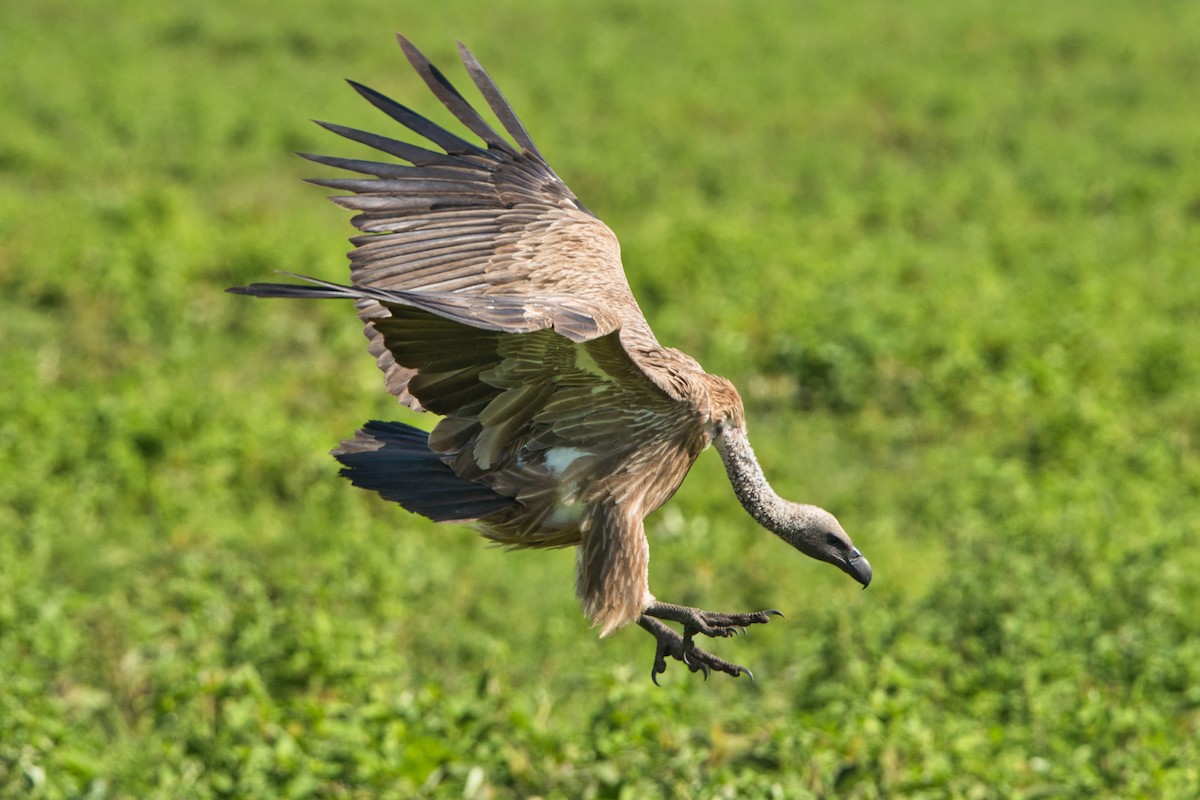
299;35;668;410
229;33;718;524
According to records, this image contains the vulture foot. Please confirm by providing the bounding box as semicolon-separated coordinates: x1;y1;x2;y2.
638;602;782;683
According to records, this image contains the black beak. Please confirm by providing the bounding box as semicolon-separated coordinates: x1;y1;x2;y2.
845;549;872;588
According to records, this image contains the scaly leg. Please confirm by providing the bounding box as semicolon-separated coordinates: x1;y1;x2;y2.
638;601;782;683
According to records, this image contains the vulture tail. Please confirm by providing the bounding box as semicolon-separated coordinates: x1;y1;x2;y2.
333;420;514;522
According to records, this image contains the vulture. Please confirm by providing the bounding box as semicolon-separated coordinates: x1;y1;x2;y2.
230;34;871;682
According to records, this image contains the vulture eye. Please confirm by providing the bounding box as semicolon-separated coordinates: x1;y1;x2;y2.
825;533;840;548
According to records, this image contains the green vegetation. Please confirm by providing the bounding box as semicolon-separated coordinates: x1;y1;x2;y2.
3;0;1199;796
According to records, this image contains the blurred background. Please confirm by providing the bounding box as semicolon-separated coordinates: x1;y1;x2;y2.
3;0;1198;796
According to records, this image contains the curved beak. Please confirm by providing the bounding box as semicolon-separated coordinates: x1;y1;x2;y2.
845;548;872;588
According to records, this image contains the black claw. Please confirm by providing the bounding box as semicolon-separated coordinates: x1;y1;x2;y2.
650;635;670;686
741;666;755;682
681;646;709;679
767;609;784;618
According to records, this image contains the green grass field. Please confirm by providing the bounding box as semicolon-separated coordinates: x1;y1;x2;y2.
4;1;1199;796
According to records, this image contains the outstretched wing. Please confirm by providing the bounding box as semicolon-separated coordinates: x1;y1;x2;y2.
305;35;660;410
230;34;724;510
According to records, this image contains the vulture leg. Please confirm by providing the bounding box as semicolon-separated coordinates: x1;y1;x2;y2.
638;602;782;683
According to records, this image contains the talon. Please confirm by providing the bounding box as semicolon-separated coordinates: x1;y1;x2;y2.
767;609;784;618
638;608;762;683
650;634;670;686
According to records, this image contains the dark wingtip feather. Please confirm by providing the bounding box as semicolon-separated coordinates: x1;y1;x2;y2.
225;281;352;300
455;39;545;161
311;119;473;169
395;33;513;154
345;79;495;160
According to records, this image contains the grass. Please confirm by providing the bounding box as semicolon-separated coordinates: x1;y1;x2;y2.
3;0;1200;796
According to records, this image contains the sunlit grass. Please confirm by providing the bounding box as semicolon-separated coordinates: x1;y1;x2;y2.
3;1;1199;797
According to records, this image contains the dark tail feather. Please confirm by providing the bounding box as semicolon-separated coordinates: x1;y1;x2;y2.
333;420;513;522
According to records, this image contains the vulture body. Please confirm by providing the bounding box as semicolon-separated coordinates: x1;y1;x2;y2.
231;35;871;681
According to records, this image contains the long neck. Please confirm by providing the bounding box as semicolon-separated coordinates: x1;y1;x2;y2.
714;423;868;584
713;424;790;533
